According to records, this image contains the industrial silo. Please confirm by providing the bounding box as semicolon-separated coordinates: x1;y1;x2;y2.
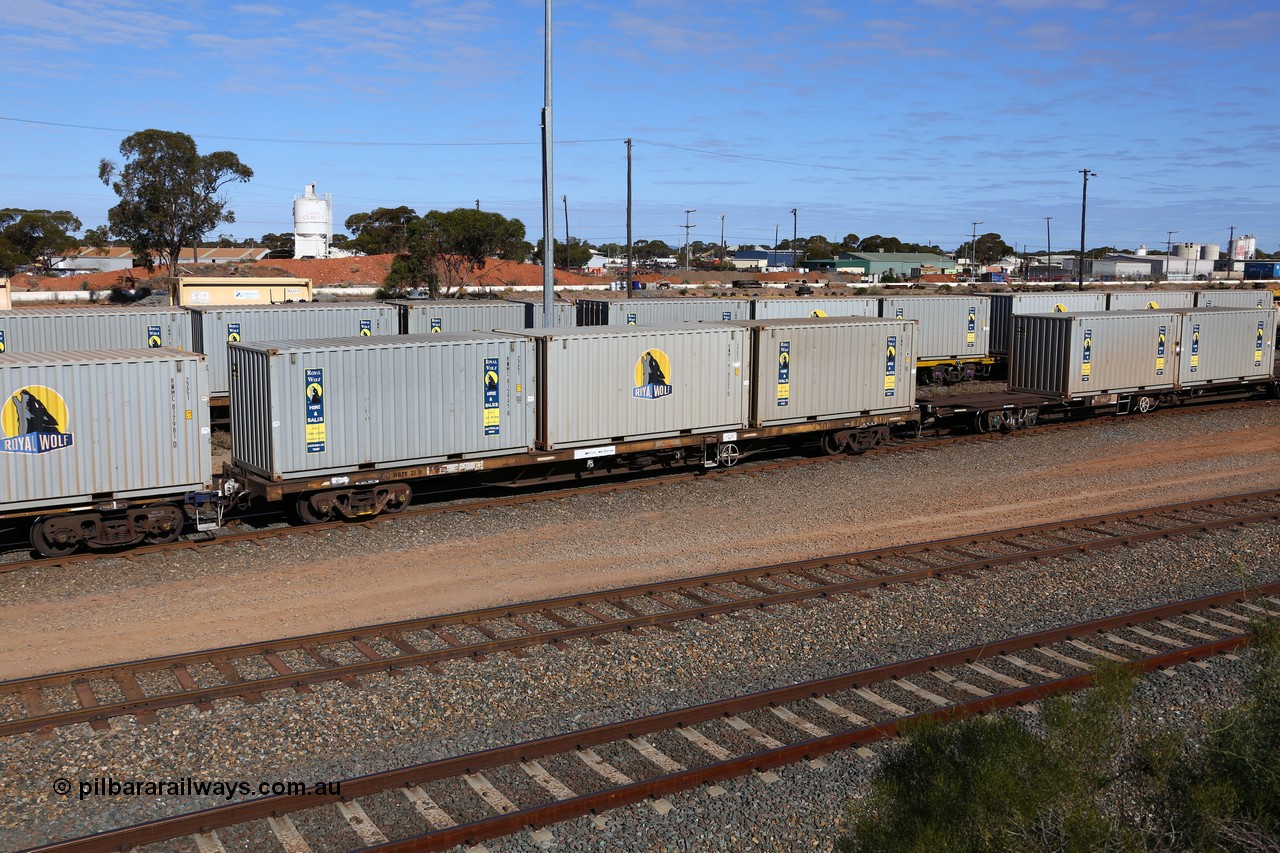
1199;243;1221;261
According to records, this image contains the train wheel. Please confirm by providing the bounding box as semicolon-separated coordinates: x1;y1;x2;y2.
382;485;412;514
142;505;184;545
294;494;336;525
944;364;962;384
821;432;845;456
31;518;79;558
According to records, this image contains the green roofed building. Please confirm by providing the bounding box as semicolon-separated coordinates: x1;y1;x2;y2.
804;252;956;278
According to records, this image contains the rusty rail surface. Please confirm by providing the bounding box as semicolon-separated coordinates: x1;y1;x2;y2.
5;489;1279;738
25;582;1279;853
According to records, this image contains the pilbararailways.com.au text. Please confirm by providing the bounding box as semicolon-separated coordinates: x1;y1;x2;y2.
54;776;342;801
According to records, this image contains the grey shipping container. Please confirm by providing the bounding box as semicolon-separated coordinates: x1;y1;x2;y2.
513;325;747;449
229;333;535;480
1176;308;1276;387
988;292;1107;356
1009;310;1179;398
576;298;751;326
1195;290;1274;309
1107;291;1195;310
721;317;917;427
504;299;577;328
0;348;211;512
391;300;527;334
190;302;400;396
880;296;991;360
750;297;879;320
0;306;193;355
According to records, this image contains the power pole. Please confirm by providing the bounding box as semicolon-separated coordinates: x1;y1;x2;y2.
475;199;480;210
1078;168;1096;291
1044;217;1053;282
682;209;696;272
720;214;725;265
790;208;798;270
1166;230;1178;281
625;138;632;299
561;194;569;271
774;224;780;267
970;221;983;278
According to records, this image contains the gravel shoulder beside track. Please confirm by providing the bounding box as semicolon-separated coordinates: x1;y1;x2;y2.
2;409;1280;845
1;405;1277;677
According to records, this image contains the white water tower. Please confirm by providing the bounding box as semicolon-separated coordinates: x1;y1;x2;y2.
293;183;332;258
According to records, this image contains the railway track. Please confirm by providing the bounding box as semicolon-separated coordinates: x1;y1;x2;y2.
5;488;1279;739
25;583;1280;853
0;395;1272;574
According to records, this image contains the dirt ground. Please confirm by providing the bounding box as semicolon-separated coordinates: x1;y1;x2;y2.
0;415;1277;679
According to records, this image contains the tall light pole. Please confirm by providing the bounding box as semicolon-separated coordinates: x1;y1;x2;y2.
970;221;983;278
539;0;554;325
774;224;780;267
720;214;725;266
790;208;798;270
1044;217;1053;282
1166;230;1178;282
1078;168;1096;291
682;209;696;272
625;138;632;299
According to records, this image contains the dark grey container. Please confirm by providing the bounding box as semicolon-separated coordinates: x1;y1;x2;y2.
0;349;211;511
512;325;748;449
0;306;193;354
189;302;400;395
229;333;535;480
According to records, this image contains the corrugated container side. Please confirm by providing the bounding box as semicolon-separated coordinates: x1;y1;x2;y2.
518;326;747;449
191;303;400;395
989;292;1107;355
1010;311;1178;397
575;299;751;326
1107;291;1195;310
229;333;534;479
750;297;879;320
505;299;576;328
1178;308;1277;386
392;301;527;334
880;296;991;359
1195;290;1274;309
0;307;192;354
736;318;916;426
0;349;211;511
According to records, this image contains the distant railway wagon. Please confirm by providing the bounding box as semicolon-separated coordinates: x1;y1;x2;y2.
879;296;992;381
1195;290;1274;309
749;297;879;320
576;298;752;326
0;349;212;555
513;324;748;450
1107;291;1195;310
988;293;1107;357
0;306;193;354
190;302;400;396
391;300;527;335
176;277;313;306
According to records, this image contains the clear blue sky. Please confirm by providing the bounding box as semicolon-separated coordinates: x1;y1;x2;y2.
3;0;1277;256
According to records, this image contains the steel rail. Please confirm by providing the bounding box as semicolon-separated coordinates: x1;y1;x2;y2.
4;490;1278;737
24;581;1277;853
